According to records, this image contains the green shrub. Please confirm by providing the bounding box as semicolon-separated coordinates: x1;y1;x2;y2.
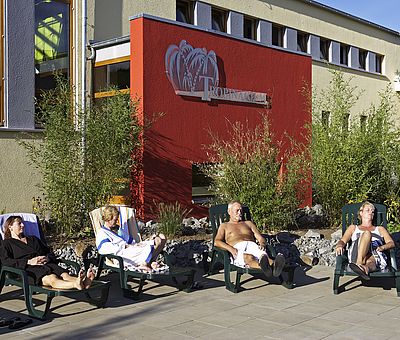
21;76;142;235
201;115;309;232
312;70;400;226
155;201;191;237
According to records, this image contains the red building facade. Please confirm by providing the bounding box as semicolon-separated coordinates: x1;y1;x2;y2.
130;15;311;218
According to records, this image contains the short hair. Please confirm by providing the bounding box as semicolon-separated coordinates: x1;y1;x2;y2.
358;201;375;220
3;215;23;239
228;200;242;210
101;205;119;222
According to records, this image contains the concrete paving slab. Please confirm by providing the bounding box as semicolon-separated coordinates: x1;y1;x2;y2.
1;265;400;339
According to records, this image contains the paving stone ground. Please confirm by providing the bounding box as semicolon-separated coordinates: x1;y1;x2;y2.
1;265;400;339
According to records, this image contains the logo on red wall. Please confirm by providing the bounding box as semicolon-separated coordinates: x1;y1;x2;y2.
165;40;270;106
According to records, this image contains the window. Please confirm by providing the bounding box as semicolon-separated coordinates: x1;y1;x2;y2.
93;59;130;95
192;164;213;204
297;31;309;53
0;0;4;126
320;38;330;61
34;0;71;124
176;0;192;24
243;16;257;40
340;44;349;66
322;111;330;127
211;8;227;32
272;24;284;47
342;114;349;132
359;49;367;70
360;115;367;132
375;54;383;74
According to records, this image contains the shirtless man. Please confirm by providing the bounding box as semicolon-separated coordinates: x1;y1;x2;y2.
214;201;286;278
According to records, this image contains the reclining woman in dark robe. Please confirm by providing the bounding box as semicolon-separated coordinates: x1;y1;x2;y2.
0;216;94;289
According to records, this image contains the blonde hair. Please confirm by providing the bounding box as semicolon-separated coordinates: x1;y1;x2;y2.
358;201;375;220
101;205;119;222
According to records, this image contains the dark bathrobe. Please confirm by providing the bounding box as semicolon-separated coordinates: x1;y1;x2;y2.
0;236;66;285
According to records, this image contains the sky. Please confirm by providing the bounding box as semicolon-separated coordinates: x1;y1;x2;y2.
316;0;400;32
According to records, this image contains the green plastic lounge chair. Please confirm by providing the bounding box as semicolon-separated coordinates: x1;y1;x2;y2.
0;213;110;319
208;204;295;293
333;202;400;296
89;205;195;299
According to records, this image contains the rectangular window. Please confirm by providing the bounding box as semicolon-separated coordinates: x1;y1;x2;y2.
93;59;130;94
0;0;4;126
342;114;349;132
360;115;367;132
359;49;367;70
272;24;284;47
375;54;383;74
34;0;71;125
340;44;349;66
192;164;214;204
322;111;330;127
320;38;330;61
243;16;257;40
211;7;227;32
297;31;309;53
176;0;193;24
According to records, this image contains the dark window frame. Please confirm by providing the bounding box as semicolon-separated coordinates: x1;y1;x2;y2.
320;38;330;61
359;49;368;70
297;31;309;53
375;54;383;74
211;7;227;33
272;24;284;47
176;0;193;24
340;44;349;66
243;16;257;40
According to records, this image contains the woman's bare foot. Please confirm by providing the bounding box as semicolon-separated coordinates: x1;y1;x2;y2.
74;269;86;290
83;267;95;289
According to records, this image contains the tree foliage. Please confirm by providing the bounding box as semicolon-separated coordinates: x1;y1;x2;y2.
21;77;141;234
312;70;400;226
201;115;309;231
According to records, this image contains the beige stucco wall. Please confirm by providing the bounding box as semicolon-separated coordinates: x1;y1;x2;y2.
0;131;43;213
87;0;399;109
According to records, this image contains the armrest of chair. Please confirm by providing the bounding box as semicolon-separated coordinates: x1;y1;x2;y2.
214;246;233;268
0;265;30;289
389;248;398;271
99;253;125;269
335;254;348;273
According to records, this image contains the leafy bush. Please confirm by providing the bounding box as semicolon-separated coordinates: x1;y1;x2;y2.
21;76;142;234
155;201;191;237
201;115;309;232
312;70;400;226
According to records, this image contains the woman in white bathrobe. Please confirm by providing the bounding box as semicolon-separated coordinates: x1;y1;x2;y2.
95;205;167;272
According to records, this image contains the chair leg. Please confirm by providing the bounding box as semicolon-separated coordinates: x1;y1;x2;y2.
234;272;243;293
85;283;111;308
122;277;145;300
208;250;220;275
395;275;400;297
26;287;55;320
280;266;295;289
223;265;238;293
333;273;340;295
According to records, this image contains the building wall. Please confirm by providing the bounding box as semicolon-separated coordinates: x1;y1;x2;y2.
89;0;400;120
0;132;42;212
130;16;312;217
